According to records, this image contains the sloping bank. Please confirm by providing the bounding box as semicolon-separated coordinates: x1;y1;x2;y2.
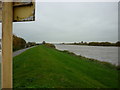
13;45;119;88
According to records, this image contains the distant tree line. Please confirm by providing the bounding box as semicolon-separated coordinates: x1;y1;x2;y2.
26;42;36;48
13;35;26;51
62;41;120;47
42;41;56;48
88;42;120;46
13;35;37;51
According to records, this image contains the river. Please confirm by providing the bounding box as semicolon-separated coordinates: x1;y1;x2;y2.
55;45;119;65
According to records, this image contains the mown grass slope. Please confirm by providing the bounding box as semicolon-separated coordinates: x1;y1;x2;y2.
13;45;118;88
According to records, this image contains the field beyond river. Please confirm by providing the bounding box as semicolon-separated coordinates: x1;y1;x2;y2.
13;45;119;88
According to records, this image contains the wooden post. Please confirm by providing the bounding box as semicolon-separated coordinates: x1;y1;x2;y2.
2;2;13;89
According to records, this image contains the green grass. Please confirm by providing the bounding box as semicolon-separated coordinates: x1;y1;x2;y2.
13;45;119;88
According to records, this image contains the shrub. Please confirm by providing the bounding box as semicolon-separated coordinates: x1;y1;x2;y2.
44;43;56;48
13;35;26;51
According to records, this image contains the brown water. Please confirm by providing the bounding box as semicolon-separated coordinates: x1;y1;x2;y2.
55;45;118;65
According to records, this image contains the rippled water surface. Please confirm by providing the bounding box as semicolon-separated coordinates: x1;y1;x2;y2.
55;45;118;65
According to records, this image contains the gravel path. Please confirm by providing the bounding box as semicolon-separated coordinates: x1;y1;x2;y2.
0;46;35;63
13;46;35;57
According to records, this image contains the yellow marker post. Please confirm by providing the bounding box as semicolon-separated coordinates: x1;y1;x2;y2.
2;1;13;89
0;0;35;89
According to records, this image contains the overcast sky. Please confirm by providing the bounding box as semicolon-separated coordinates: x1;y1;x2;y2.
0;2;118;43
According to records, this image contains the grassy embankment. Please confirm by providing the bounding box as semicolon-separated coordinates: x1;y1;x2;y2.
13;45;119;88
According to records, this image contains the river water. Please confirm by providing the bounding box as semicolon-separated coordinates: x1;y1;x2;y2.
55;45;119;65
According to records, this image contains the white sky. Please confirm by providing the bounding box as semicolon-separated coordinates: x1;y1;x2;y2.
1;0;119;2
36;0;119;2
0;1;119;43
